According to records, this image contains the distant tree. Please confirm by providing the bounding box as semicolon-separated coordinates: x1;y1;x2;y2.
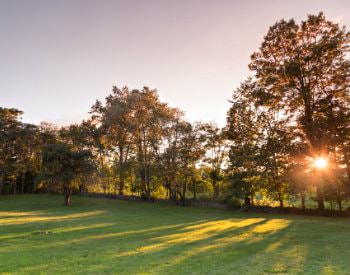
259;116;294;208
176;122;205;205
41;144;95;205
288;162;311;209
0;107;23;194
200;122;228;199
226;80;265;206
128;87;179;199
157;116;186;201
187;167;205;200
158;119;204;204
91;87;135;195
16;123;41;194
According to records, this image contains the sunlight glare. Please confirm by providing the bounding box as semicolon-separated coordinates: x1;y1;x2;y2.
314;157;327;169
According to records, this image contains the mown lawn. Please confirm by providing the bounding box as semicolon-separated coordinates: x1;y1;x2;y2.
0;195;350;274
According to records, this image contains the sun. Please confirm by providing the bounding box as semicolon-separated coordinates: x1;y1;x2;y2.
314;157;328;169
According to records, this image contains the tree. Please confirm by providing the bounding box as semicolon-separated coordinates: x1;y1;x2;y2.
200;122;228;199
226;80;265;206
15;123;41;194
90;87;135;195
176;122;205;205
249;12;350;210
41;144;95;206
90;86;180;199
259;116;294;208
0;107;23;194
158;119;204;204
129;87;178;199
288;161;311;209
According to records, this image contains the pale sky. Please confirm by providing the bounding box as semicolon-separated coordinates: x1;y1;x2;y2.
1;0;349;126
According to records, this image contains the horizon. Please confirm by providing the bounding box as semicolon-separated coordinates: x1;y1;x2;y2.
1;0;350;127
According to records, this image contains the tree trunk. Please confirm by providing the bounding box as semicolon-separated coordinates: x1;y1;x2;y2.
279;199;284;209
169;188;176;201
13;180;17;194
164;182;170;199
140;167;147;198
244;195;251;206
212;180;219;199
337;198;342;212
302;96;325;211
316;184;325;211
118;147;125;195
145;165;151;200
146;183;151;200
181;182;187;206
118;174;124;196
343;152;350;194
301;194;306;210
63;186;72;206
114;178;118;196
250;194;254;206
0;174;3;195
21;172;25;194
108;177;112;195
192;180;197;200
102;178;106;194
147;168;152;200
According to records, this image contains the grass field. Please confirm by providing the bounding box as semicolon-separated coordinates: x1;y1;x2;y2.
1;195;350;275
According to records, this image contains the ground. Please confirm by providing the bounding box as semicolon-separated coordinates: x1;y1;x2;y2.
0;195;350;275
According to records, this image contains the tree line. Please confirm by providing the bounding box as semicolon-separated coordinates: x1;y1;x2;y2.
1;13;350;210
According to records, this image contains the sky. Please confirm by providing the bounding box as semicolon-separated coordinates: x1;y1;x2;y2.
1;0;350;126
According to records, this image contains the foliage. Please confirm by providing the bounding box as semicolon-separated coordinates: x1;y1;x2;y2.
1;13;350;210
40;143;95;205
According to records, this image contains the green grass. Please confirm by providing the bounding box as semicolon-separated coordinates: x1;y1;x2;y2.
1;195;350;274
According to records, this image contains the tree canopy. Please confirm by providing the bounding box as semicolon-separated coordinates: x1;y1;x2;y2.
1;12;350;211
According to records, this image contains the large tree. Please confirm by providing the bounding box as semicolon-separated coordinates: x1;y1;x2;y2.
249;12;350;210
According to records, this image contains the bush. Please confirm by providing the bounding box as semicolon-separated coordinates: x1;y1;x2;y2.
224;196;242;208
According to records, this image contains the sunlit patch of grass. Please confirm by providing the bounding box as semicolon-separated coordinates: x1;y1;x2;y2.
52;223;114;234
151;218;265;244
0;211;44;217
322;265;336;275
265;240;284;252
0;210;106;226
1;195;350;274
271;262;288;273
251;219;290;234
